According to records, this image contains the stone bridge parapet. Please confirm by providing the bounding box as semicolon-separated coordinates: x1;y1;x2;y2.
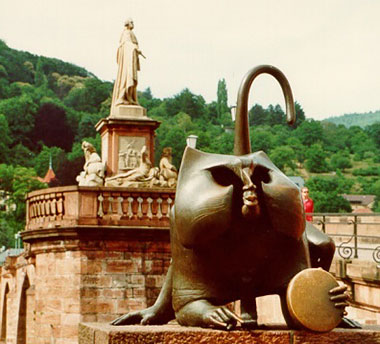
24;186;174;238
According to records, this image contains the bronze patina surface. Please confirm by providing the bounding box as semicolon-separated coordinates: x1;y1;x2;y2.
111;65;349;330
287;268;343;332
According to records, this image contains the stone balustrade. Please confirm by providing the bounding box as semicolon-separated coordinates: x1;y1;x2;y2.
25;186;175;232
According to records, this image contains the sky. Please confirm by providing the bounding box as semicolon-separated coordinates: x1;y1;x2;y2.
0;0;379;120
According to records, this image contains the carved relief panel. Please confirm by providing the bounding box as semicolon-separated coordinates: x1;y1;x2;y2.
118;136;146;172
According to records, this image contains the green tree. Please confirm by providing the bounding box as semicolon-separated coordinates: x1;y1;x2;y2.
309;191;352;213
250;128;275;153
174;112;195;134
372;179;380;212
0;79;9;99
366;122;380;150
248;104;266;126
208;132;234;155
294;119;324;146
0;114;11;163
165;88;207;119
148;102;167;120
293;101;306;128
250;104;286;127
34;58;48;87
0;93;38;148
32;102;74;151
330;150;352;171
8;143;35;167
321;122;350;153
0;164;46;247
76;112;102;141
306;175;352;212
216;78;229;118
349;129;377;160
305;144;329;173
269;145;297;171
286;137;306;163
271;124;291;147
64;77;112;113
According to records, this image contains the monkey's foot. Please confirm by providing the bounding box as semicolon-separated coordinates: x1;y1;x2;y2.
176;300;243;330
111;305;173;326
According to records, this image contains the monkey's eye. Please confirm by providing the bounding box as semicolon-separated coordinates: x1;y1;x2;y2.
251;165;271;185
208;166;242;187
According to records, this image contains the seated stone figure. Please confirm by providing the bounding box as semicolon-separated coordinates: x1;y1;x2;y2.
111;147;349;330
158;147;178;188
76;141;105;187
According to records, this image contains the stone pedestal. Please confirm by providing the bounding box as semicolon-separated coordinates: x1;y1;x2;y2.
95;106;160;178
79;323;380;344
111;105;147;118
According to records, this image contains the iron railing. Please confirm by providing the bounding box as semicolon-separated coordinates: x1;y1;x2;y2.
308;213;380;263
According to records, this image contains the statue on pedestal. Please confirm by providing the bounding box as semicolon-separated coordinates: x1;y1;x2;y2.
111;18;144;114
76;141;105;187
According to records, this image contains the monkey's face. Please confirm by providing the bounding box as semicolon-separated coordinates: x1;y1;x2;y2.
174;147;305;249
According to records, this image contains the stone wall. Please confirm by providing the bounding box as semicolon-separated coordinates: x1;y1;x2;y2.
0;234;170;344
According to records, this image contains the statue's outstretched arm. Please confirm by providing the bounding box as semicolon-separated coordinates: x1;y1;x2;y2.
111;263;174;325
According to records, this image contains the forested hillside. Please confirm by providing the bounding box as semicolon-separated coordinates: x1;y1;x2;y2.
324;111;380;128
1;40;380;248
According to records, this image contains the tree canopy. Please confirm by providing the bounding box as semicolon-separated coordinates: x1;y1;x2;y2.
0;40;379;248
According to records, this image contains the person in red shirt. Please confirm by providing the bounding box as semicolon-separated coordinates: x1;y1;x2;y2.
301;187;314;222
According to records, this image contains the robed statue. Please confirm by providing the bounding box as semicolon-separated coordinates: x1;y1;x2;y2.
111;18;144;112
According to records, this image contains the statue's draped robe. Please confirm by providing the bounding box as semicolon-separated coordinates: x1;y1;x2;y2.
111;28;140;112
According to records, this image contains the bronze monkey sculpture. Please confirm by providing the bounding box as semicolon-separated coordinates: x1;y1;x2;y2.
111;66;350;330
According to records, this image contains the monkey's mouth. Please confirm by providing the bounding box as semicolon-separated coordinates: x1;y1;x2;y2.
242;186;258;208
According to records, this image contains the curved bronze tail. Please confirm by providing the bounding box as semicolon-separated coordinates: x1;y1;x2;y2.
234;65;296;155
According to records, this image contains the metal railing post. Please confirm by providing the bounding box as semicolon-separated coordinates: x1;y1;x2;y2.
353;215;358;259
322;215;326;233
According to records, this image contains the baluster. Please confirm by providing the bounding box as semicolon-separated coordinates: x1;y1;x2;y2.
147;198;153;220
108;196;114;214
156;198;163;219
137;197;143;219
50;198;57;220
166;198;173;218
41;201;45;217
45;199;50;216
57;197;64;216
39;201;43;217
51;198;57;216
30;203;35;219
127;197;134;219
97;194;104;217
117;197;124;216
